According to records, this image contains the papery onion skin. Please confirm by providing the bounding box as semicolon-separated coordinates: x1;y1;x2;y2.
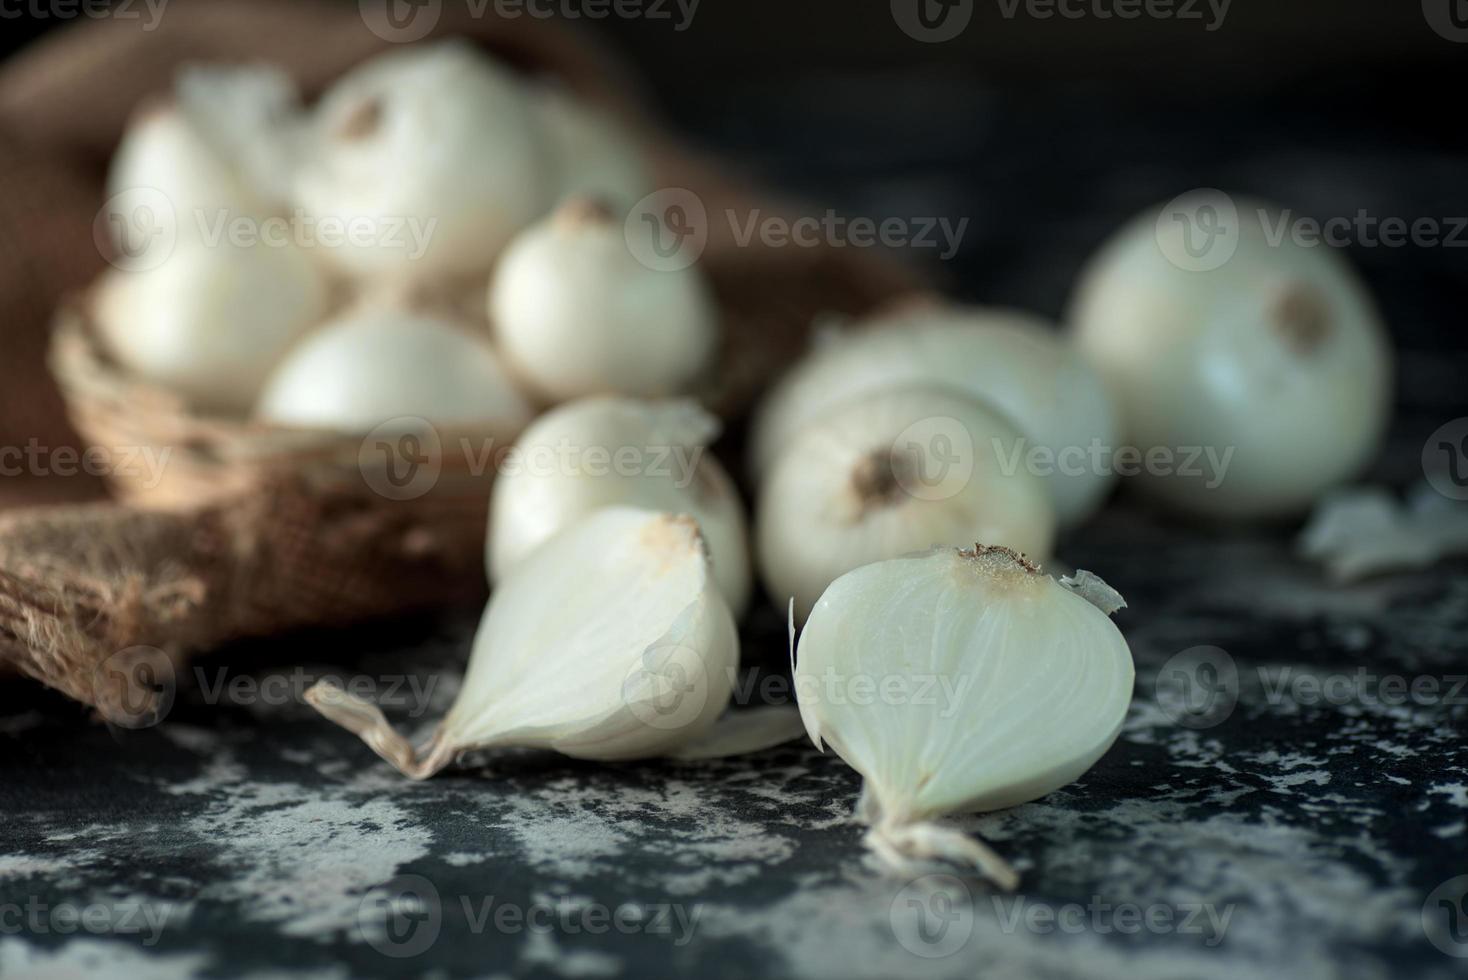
756;385;1056;622
794;546;1134;823
1068;197;1394;519
750;307;1119;528
488;397;751;615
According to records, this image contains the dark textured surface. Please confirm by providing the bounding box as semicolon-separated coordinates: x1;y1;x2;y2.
4;60;1468;980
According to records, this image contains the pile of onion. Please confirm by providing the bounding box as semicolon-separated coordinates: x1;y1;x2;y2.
98;39;1405;893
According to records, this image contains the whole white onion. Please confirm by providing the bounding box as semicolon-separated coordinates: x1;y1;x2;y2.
106;105;260;244
488;198;720;401
488;397;751;615
1068;195;1394;518
105;66;305;262
293;41;549;282
93;241;328;416
749;306;1119;528
255;306;532;437
756;384;1057;621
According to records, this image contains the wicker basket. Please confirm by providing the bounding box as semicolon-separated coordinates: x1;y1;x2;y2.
49;302;504;510
0;304;508;720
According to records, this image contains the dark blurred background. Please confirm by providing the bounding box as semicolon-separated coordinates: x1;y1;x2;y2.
12;0;1457;338
0;0;1462;491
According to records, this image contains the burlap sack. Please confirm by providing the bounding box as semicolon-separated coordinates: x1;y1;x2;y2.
0;0;923;719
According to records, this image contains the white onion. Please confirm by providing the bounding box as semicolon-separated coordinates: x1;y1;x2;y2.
750;306;1119;528
756;384;1056;621
93;241;328;416
293;40;549;282
488;397;751;615
255;306;532;436
105;66;304;260
1068;196;1394;518
793;545;1134;886
488;198;720;401
307;507;740;778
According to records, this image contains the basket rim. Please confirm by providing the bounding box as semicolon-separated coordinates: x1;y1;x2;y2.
49;295;528;460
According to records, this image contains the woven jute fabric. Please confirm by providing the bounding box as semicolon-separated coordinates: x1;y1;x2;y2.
0;0;923;715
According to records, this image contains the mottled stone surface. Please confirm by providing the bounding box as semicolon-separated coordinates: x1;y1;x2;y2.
4;492;1467;979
